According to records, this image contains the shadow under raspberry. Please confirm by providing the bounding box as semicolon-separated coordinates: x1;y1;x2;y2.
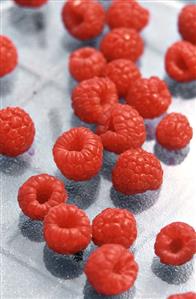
151;256;194;285
0;72;17;96
100;151;118;181
70;113;96;132
83;281;136;299
144;115;165;141
0;154;31;176
110;187;160;215
164;76;196;100
56;172;101;210
18;213;44;242
43;245;84;280
154;143;190;166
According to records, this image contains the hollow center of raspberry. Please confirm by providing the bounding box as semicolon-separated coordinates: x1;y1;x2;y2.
36;185;53;204
57;214;79;229
169;239;183;253
71;12;84;28
67;139;84;151
80;49;93;59
176;57;188;71
113;261;122;274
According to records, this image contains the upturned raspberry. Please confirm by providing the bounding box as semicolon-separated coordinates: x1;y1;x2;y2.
84;244;138;296
154;222;196;266
72;77;118;124
92;208;137;248
53;127;103;181
126;77;172;119
165;41;196;82
96;104;146;154
14;0;48;7
0;36;18;77
106;0;149;32
100;27;144;62
69;47;106;82
156;113;193;150
112;148;163;195
44;203;92;254
103;59;141;96
62;0;105;40
0;107;35;157
168;293;196;299
18;174;68;221
178;5;196;45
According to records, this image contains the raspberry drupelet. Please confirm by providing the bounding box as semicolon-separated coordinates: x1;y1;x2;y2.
178;5;196;45
0;107;35;157
126;77;172;119
96;104;146;154
168;293;196;299
14;0;48;7
0;36;18;78
53;127;103;181
44;203;92;254
18;174;68;221
62;0;105;40
106;0;149;32
92;208;137;248
103;59;141;97
69;47;106;82
112;148;163;195
72;77;118;124
165;41;196;82
100;27;144;62
154;222;196;266
156;113;193;150
84;244;138;296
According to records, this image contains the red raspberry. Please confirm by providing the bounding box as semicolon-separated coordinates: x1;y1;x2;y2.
106;0;149;32
69;47;106;82
14;0;48;7
103;59;141;97
53;127;103;181
112;148;163;195
92;208;137;248
126;77;172;119
72;77;118;124
100;27;144;62
44;203;91;254
96;104;146;154
0;36;18;78
154;222;196;266
84;244;138;295
18;174;68;221
62;0;105;40
156;113;193;150
168;293;196;299
165;41;196;82
0;107;35;157
178;5;196;45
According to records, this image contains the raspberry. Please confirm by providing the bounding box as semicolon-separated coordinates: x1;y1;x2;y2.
178;5;196;45
69;47;106;82
44;203;91;254
106;0;149;32
126;77;172;119
103;59;141;97
84;244;138;296
112;148;163;195
0;36;18;78
92;208;137;248
18;174;68;221
168;293;196;299
96;104;146;154
72;77;118;124
53;127;103;181
62;0;105;40
0;107;35;157
156;113;193;150
165;41;196;82
154;222;196;266
14;0;48;7
100;27;144;62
